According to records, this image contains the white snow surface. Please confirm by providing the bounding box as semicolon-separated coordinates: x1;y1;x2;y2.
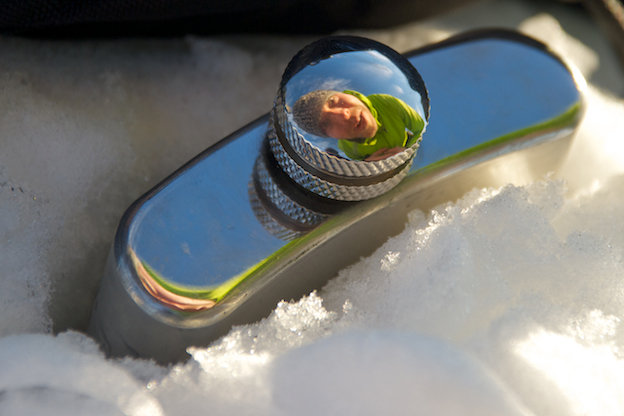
3;2;624;416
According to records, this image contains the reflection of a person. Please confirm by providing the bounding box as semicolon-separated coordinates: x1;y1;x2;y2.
293;89;425;161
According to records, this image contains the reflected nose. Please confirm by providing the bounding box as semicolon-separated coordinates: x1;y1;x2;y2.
332;107;350;121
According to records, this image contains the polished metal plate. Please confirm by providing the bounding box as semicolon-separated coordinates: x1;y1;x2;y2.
89;29;584;363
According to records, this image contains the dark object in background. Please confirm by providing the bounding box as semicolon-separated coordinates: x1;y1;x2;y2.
583;0;624;68
0;0;482;38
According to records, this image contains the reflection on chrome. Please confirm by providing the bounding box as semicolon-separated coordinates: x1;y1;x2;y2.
270;36;430;201
129;249;216;312
89;30;585;364
292;89;424;161
249;148;328;241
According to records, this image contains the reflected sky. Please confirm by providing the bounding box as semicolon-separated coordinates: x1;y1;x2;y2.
411;39;580;171
129;124;287;288
285;50;427;158
285;50;424;113
126;36;582;292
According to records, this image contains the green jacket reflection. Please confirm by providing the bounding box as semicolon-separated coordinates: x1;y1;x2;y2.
338;90;425;161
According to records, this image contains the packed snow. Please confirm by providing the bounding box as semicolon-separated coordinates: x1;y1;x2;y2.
3;3;624;416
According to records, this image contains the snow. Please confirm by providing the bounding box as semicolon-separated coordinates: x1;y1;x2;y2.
2;1;624;415
0;332;164;416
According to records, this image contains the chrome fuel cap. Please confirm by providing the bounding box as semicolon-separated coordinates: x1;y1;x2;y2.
269;36;430;201
88;30;585;364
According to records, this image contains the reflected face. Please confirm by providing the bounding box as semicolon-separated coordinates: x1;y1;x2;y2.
320;93;378;140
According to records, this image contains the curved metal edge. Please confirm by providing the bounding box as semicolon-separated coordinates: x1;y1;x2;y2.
404;27;588;100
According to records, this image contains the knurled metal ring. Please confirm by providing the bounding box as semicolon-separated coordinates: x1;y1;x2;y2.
268;120;414;201
274;93;421;179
